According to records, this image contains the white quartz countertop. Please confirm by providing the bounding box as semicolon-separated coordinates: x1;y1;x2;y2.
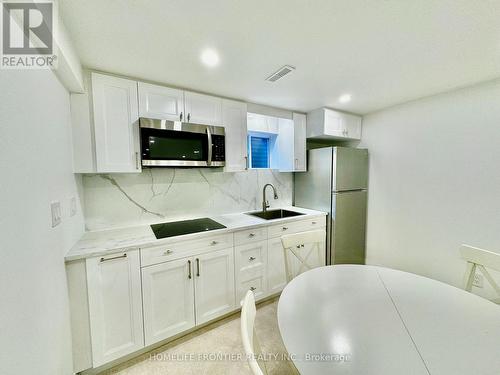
65;206;326;262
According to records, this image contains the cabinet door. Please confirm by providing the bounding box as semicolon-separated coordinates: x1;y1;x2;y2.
222;99;248;172
141;258;195;346
344;113;362;140
194;248;235;324
267;237;288;295
137;82;184;121
278;118;294;172
234;241;267;302
293;113;307;171
184;91;222;125
86;250;144;367
92;73;141;173
323;109;346;138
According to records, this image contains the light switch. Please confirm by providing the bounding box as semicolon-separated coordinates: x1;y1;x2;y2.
70;197;77;217
51;201;62;227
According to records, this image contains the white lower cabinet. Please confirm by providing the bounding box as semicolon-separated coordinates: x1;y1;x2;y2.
76;215;326;371
234;240;268;302
267;237;288;295
194;248;236;324
86;250;144;367
141;258;195;346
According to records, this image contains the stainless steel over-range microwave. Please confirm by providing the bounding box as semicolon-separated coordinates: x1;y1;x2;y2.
139;118;225;167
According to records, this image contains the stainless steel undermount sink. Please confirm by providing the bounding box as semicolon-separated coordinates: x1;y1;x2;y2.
246;209;305;220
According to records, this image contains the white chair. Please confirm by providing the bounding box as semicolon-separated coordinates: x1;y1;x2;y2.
240;290;268;375
281;229;326;282
460;244;500;304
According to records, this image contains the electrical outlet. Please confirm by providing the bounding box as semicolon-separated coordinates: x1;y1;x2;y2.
473;273;484;288
51;201;62;227
70;196;77;217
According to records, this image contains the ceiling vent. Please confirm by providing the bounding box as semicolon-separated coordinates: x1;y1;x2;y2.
265;65;295;82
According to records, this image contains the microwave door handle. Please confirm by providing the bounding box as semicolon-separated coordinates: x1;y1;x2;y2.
206;127;212;166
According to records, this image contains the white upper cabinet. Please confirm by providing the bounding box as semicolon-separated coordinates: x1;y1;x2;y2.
184;91;222;125
91;73;141;173
222;99;248;172
86;250;144;367
138;82;184;121
307;108;362;140
247;113;279;134
293;113;307;171
278;118;295;172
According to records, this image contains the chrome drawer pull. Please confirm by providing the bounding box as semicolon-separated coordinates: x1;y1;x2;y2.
312;221;317;225
249;233;255;237
282;227;288;231
163;250;173;255
210;241;218;246
250;286;256;291
249;256;256;261
100;253;127;262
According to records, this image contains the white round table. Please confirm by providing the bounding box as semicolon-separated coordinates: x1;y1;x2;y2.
277;265;500;375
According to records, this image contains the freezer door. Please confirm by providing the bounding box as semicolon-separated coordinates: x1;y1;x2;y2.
331;190;367;264
333;147;368;191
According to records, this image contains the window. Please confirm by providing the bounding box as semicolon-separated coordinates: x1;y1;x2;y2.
248;135;269;169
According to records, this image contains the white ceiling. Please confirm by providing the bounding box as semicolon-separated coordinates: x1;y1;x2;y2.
60;0;500;114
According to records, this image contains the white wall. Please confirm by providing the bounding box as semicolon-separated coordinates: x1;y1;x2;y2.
360;80;500;289
0;70;85;374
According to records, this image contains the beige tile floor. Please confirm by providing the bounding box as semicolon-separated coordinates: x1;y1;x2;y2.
102;298;295;375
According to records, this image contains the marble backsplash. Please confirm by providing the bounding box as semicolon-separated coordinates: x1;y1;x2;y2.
81;168;293;231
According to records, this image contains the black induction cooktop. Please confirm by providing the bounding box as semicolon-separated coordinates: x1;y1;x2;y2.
151;218;226;239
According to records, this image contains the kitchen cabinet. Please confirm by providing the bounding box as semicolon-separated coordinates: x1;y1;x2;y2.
184;91;222;125
267;237;288;295
293;113;307;171
247;113;279;134
278;118;295;172
234;240;268;302
86;250;144;367
307;107;362;140
194;248;236;324
91;73;141;173
222;99;248;172
138;82;184;121
141;258;195;346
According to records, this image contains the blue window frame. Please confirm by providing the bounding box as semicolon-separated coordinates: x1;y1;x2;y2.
249;136;269;168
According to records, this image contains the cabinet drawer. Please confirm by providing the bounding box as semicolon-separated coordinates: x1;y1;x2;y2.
268;217;326;238
237;275;266;302
141;233;233;267
234;227;267;245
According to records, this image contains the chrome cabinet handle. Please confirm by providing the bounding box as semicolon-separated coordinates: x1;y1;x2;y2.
244;156;249;170
249;256;256;261
282;227;288;231
249;233;255;238
100;253;127;262
250;286;256;291
180;112;183;121
210;240;218;246
188;260;192;279
135;152;140;170
187;113;191;122
196;258;200;277
312;221;317;225
163;249;173;255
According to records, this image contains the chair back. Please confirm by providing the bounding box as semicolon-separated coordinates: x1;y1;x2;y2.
460;244;500;304
281;229;326;282
240;290;268;375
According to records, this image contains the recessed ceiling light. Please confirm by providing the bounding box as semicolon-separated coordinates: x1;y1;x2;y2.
200;49;219;67
339;94;352;103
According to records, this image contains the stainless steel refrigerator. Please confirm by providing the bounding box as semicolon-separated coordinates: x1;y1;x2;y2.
294;147;368;265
